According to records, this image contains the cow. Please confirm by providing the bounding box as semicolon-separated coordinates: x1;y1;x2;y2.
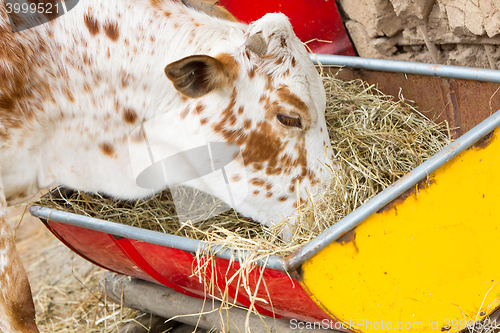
0;0;332;331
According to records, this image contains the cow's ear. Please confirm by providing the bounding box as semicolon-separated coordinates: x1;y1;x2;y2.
165;55;233;98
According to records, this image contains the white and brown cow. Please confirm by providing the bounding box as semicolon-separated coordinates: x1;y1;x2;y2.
0;0;332;331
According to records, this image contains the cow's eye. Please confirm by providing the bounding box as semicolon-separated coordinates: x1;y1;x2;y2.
277;113;302;129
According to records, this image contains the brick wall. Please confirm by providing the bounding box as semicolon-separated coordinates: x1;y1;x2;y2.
337;0;500;68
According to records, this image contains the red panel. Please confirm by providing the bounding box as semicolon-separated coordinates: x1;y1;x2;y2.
131;240;210;296
44;220;332;323
218;0;355;56
114;238;202;298
205;256;332;323
45;221;155;283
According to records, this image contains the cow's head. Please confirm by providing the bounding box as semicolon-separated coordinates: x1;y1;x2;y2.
163;13;332;231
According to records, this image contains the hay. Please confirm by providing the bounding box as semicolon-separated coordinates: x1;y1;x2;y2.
289;75;452;245
35;73;451;256
33;268;141;333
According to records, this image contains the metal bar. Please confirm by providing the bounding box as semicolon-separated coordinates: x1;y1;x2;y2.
29;205;286;271
310;54;500;83
100;272;338;332
284;108;500;271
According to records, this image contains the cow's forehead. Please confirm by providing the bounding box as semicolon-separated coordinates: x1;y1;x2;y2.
237;13;323;109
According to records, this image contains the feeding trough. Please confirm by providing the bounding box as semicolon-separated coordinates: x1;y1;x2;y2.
30;55;500;332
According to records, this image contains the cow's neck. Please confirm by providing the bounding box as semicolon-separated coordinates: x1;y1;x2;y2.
44;0;244;121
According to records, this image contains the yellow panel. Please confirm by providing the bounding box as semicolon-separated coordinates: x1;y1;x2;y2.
301;129;500;332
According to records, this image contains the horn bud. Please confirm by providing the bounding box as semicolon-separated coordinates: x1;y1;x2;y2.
245;33;267;56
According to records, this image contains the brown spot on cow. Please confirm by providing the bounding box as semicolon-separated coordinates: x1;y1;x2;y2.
280;36;287;48
278;196;288;202
280;154;294;168
231;174;241;182
83;82;92;93
237;106;244;115
266;192;273;198
180;106;190;119
292;175;305;187
227;114;237;126
214;126;247;145
99;142;115;157
276;86;309;113
252;163;264;171
104;21;120;41
195;103;205;114
93;72;103;84
123;108;138;124
266;166;283;175
248;65;255;79
240;121;285;169
200;117;209;125
64;88;75;103
0;95;14;110
253;190;260;196
84;14;100;36
300;166;307;178
243;119;252;129
289;184;295;193
306;168;317;182
250;178;266;187
215;53;240;84
292;197;307;209
82;53;92;66
121;75;129;88
264;76;273;91
114;99;121;113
